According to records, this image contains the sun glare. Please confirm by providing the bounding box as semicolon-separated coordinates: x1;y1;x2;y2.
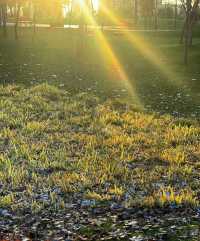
99;3;182;87
78;0;99;10
93;0;99;10
80;0;142;107
78;0;84;6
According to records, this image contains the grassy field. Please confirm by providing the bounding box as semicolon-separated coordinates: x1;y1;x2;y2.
0;28;200;240
0;28;200;117
0;84;200;240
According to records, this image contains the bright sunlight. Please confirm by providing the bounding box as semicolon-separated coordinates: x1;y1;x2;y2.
0;0;200;240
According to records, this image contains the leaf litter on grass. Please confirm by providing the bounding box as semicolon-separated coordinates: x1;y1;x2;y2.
0;84;200;240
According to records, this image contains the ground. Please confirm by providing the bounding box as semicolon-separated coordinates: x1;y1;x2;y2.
0;28;200;117
0;28;200;240
0;84;200;240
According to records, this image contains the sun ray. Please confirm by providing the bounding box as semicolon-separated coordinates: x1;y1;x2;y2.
80;1;143;108
99;2;182;87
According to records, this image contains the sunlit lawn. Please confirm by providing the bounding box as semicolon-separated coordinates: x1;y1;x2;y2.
0;28;200;117
0;28;200;240
0;83;200;240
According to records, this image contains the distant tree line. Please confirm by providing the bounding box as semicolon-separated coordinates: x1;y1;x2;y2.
0;0;199;64
98;0;184;29
180;0;200;64
0;0;185;30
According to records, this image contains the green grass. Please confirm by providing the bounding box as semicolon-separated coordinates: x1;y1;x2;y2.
0;83;199;212
0;28;200;117
0;28;200;239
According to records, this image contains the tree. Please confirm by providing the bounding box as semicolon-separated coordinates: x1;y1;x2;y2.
6;0;29;39
0;0;8;37
14;0;23;39
154;0;158;30
174;0;178;29
180;0;200;64
134;0;138;26
140;0;156;29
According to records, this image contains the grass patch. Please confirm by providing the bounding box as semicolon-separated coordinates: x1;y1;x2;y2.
0;83;199;213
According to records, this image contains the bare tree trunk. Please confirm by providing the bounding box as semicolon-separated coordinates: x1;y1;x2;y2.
15;4;21;40
2;4;7;37
174;0;178;29
0;7;2;27
188;7;199;46
154;0;158;30
188;19;197;46
33;3;37;35
90;0;94;14
134;0;138;26
180;23;186;44
184;0;191;65
188;26;193;46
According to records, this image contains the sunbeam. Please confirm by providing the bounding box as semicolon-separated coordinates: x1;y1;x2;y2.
99;2;182;87
80;1;143;108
